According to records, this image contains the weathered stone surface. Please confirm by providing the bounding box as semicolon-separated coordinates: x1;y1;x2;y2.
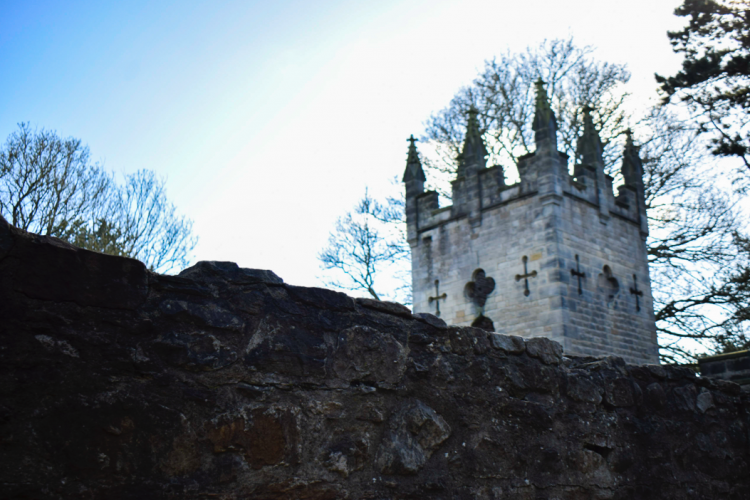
356;297;412;318
0;216;749;499
376;400;451;475
414;312;447;329
1;216;148;309
697;388;716;413
525;336;564;365
566;372;603;404
489;333;526;353
331;325;407;386
179;260;284;285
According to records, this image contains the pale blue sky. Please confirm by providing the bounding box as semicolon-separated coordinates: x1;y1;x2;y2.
1;0;683;287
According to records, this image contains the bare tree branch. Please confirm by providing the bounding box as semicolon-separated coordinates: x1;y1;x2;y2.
319;189;409;303
0;123;196;273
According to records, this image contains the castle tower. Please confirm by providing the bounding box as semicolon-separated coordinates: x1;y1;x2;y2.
404;82;659;364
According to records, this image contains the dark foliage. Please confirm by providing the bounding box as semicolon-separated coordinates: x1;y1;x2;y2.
656;0;750;172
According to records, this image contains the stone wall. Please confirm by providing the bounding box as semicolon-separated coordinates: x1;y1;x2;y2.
1;216;748;499
699;351;750;390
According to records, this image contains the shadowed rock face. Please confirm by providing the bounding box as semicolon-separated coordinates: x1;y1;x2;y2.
0;215;748;499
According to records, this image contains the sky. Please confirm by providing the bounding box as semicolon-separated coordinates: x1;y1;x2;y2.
0;0;685;289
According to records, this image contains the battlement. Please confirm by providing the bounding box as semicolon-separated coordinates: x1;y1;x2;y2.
412;155;646;237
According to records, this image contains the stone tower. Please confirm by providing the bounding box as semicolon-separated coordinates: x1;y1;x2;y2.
404;80;659;364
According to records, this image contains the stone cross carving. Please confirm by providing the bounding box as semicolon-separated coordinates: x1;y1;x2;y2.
428;279;447;317
515;256;537;297
465;269;495;308
630;274;643;312
570;255;586;295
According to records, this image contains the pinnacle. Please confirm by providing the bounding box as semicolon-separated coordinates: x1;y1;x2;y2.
621;129;643;186
468;108;480;135
457;106;488;174
534;78;549;108
406;135;420;165
576;105;603;167
624;128;635;150
403;134;426;183
533;78;557;148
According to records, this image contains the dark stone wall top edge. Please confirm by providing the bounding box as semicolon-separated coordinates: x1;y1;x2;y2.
1;214;149;310
1;213;743;397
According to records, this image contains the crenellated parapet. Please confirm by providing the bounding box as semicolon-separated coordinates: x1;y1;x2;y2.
404;88;648;241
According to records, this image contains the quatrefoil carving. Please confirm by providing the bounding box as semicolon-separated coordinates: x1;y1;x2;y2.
464;269;496;308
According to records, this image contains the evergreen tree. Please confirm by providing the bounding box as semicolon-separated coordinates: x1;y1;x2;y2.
656;0;750;172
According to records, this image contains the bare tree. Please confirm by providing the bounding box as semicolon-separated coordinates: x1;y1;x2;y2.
319;189;409;302
0;123;113;237
110;170;196;273
0;123;196;273
637;107;749;361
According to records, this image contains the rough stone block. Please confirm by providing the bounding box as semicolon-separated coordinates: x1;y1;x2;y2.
489;333;526;354
525;337;564;365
